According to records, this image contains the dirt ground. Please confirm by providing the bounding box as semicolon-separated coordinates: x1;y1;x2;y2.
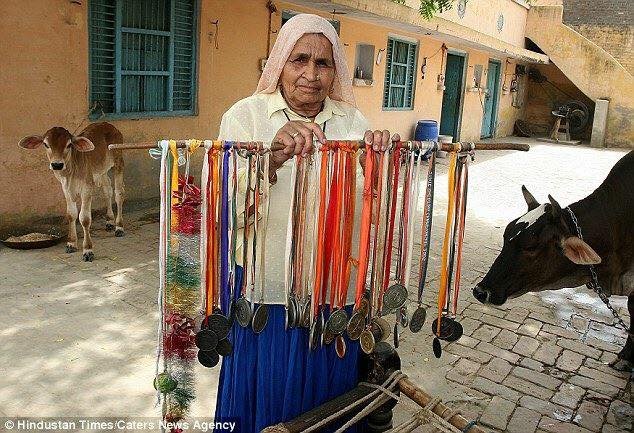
0;140;631;433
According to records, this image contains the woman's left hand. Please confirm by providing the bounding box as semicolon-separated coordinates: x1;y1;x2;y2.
363;130;400;152
359;131;400;172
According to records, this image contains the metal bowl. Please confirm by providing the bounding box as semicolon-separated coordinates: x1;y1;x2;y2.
2;232;66;250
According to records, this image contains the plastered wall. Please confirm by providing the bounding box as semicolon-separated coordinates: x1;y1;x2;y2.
0;0;525;231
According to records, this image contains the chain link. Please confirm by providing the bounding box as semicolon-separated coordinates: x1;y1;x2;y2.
566;208;630;333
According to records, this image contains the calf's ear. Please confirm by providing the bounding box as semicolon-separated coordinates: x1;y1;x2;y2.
521;185;540;211
18;135;44;149
72;136;95;152
562;236;601;265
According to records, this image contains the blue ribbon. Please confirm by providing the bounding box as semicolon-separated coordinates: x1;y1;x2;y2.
220;143;231;314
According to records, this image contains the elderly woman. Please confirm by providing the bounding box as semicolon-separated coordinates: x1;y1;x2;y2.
214;14;397;432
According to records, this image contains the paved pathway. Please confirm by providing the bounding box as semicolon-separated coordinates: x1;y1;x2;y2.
0;141;630;432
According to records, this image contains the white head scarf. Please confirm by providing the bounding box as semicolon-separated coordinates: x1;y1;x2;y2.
255;13;356;106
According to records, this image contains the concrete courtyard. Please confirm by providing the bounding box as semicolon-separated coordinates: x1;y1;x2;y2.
0;140;631;432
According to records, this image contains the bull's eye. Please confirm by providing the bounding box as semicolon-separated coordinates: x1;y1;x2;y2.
43;143;49;148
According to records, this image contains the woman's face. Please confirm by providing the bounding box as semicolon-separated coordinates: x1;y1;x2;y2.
280;33;336;109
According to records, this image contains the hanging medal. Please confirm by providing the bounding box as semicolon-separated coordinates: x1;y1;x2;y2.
309;143;331;350
197;142;223;368
252;145;270;334
432;150;471;357
235;150;255;328
348;143;375;341
360;146;390;355
410;145;437;333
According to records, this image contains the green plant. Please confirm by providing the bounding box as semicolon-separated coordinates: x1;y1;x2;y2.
391;0;457;20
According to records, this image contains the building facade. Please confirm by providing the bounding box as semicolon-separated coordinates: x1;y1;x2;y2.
0;0;565;232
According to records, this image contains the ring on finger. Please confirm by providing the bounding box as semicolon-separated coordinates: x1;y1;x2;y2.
291;131;300;138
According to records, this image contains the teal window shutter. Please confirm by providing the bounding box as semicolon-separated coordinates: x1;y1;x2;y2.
383;37;417;110
89;0;198;119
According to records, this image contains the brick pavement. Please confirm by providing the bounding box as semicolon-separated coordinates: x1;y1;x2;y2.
0;141;631;432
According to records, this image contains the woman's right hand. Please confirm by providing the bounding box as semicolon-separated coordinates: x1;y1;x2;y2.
269;121;326;182
272;121;325;161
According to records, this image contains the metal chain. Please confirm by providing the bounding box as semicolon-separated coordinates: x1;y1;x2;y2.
566;207;629;332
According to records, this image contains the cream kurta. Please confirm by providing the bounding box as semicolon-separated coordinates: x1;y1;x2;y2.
218;89;370;304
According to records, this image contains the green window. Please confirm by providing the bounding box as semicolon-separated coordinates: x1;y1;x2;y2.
89;0;198;119
383;38;418;110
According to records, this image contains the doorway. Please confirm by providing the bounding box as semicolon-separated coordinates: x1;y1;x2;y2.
481;59;501;138
439;52;466;141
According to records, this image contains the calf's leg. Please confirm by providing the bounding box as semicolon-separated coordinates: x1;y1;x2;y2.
113;154;125;237
101;174;115;231
79;190;94;262
65;194;78;253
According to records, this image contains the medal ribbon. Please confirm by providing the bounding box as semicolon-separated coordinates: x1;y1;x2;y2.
340;145;357;307
436;151;458;334
381;145;402;301
220;142;231;314
354;145;375;309
312;144;330;317
417;150;437;303
452;154;470;314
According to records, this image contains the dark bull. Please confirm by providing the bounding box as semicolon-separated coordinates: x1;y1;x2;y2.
473;151;633;369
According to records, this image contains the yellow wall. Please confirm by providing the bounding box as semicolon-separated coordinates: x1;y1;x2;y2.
0;0;525;231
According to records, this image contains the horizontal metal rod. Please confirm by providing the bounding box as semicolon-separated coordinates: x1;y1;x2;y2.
108;140;530;152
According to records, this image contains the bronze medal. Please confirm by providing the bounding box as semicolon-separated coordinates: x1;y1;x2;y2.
382;283;408;313
325;308;349;335
195;329;218;352
216;338;233;356
335;335;347;359
360;328;376;354
251;304;269;334
323;328;336;345
359;297;370;317
235;297;252;328
372;316;391;342
346;311;366;340
409;306;427;333
198;349;220;368
431;316;455;340
207;313;231;340
445;318;464;342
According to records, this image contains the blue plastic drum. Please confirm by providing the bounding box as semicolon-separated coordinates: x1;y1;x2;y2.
414;120;438;159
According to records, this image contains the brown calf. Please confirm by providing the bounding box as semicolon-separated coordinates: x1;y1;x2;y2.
18;122;125;261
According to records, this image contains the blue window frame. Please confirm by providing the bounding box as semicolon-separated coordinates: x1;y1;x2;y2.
89;0;198;119
383;37;418;110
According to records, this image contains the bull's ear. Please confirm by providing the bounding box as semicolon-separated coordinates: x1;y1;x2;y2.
521;185;540;211
18;135;44;149
562;236;602;265
548;194;562;218
72;136;95;152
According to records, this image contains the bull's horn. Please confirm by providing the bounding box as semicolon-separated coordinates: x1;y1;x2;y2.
548;194;562;217
521;185;540;211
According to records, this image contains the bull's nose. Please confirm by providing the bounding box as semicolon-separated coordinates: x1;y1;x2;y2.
473;285;490;303
51;162;64;170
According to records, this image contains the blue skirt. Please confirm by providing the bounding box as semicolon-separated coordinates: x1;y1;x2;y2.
214;268;361;433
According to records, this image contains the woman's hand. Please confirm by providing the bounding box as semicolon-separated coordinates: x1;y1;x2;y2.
269;121;325;183
359;131;401;172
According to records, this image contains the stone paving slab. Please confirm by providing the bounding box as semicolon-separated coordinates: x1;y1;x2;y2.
0;141;631;432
